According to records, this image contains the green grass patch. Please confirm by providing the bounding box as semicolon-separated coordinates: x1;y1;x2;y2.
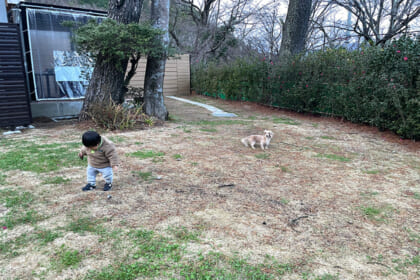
315;153;351;162
168;114;182;122
0;141;84;173
0;233;31;258
314;273;340;280
200;127;218;132
83;226;297;280
392;255;419;275
180;252;294;279
51;245;83;271
173;154;182;160
167;226;200;242
361;206;382;218
275;165;289;172
2;209;44;229
0;189;35;208
280;198;289;204
108;136;126;143
0;173;6;185
404;227;420;244
320;136;336;140
363;169;381;174
359;205;395;222
42;176;71;185
360;191;380;197
127;150;165;159
66;217;104;234
0;227;62;258
35;228;61;245
255;153;270;159
182;126;192;133
272;117;300;125
0;188;43;229
137;171;153;181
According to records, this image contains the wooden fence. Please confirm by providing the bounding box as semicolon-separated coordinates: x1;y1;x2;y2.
128;54;190;96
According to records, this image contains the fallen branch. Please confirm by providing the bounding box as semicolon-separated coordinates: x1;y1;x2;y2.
288;215;309;227
218;183;235;188
367;261;391;269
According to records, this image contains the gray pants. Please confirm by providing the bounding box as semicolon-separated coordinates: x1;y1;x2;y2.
87;165;113;186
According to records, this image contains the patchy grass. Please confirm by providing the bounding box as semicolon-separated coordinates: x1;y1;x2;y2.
320;135;336;140
108;135;126;143
35;228;62;245
127;150;165;159
0;173;6;185
51;245;83;271
362;169;382;174
136;171;153;181
167;226;200;242
359;205;395;222
65;216;104;234
272;117;300;125
172;154;182;160
255;153;270;159
315;153;351;162
86;229;296;280
0;188;44;229
0;97;419;279
0;141;83;173
42;176;71;185
200;127;218;132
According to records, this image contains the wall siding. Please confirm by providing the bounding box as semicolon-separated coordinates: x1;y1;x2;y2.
0;23;32;127
129;54;190;96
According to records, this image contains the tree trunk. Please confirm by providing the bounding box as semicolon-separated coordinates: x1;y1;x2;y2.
143;0;170;120
79;0;143;120
279;0;312;57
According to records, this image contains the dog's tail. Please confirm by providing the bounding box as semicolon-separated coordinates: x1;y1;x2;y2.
241;138;248;147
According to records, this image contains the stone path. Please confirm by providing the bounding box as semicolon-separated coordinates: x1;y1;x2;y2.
166;96;237;117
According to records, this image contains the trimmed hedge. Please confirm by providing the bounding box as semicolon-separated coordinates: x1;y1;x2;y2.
191;37;420;140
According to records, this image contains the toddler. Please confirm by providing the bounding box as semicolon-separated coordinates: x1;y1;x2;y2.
79;131;119;191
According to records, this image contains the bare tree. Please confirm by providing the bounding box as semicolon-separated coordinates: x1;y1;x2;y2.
170;0;255;62
251;0;284;60
279;0;313;56
330;0;420;45
80;0;144;120
305;0;357;50
143;0;170;120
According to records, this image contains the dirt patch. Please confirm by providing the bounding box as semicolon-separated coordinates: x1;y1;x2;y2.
1;95;419;279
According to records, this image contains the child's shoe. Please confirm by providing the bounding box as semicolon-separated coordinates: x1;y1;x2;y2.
103;183;112;191
82;183;96;191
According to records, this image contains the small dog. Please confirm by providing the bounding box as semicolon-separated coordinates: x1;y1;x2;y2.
241;130;273;150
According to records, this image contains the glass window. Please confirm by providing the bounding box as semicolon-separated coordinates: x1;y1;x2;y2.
26;8;102;100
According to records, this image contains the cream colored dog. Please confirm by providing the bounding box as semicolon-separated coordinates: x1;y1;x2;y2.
241;130;273;150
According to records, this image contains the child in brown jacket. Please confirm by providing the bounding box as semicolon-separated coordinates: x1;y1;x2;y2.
78;131;119;191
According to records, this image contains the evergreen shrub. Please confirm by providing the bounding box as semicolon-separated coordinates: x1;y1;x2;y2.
191;37;419;140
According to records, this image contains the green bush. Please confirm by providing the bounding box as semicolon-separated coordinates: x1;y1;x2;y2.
191;36;419;140
72;18;164;72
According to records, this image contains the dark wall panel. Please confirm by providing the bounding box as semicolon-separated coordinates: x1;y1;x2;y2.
0;23;32;128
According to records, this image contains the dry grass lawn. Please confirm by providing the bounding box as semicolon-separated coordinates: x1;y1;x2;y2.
0;96;419;279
